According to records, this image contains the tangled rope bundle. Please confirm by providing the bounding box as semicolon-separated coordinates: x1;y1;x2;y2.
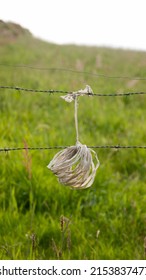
47;86;100;189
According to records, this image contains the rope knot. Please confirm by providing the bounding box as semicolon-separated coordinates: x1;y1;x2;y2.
61;85;93;102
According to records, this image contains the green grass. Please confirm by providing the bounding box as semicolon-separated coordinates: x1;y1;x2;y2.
0;32;146;260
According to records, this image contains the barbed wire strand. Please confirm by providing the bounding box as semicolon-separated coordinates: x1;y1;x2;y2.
0;85;146;97
0;86;69;94
1;145;146;153
0;63;146;81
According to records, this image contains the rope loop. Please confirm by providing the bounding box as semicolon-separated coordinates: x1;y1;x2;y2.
47;86;100;189
47;142;99;189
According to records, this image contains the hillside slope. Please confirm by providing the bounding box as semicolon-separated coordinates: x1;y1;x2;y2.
0;21;146;260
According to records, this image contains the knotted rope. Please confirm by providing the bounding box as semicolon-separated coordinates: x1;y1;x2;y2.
47;86;100;189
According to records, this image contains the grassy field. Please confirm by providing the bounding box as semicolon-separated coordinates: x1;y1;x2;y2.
1;22;146;260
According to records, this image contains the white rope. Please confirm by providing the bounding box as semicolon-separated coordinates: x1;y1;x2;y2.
47;142;99;189
74;95;79;144
47;85;100;189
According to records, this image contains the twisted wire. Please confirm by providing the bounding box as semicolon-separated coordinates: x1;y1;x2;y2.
0;85;146;97
0;86;69;94
1;145;146;153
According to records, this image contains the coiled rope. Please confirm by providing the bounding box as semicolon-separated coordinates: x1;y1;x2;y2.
47;86;100;189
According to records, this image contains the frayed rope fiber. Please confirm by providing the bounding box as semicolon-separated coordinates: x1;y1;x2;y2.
47;86;100;189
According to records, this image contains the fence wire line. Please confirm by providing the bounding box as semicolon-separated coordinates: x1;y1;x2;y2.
0;63;146;81
0;86;69;94
0;85;146;97
1;145;146;153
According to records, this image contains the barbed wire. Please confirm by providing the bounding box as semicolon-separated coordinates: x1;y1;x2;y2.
1;145;146;153
0;85;146;97
0;63;146;80
0;86;69;94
